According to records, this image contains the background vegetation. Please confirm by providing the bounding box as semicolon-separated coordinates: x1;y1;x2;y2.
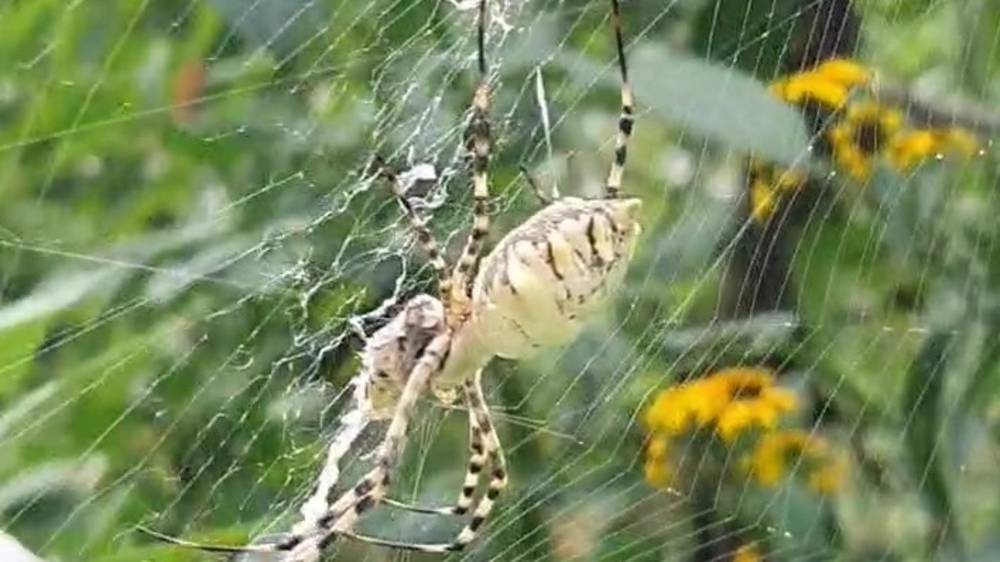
0;0;998;560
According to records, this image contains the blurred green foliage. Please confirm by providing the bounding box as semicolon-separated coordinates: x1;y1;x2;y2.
0;0;998;561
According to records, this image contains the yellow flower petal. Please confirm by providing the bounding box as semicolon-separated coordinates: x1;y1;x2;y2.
887;130;937;171
647;435;670;460
746;161;805;223
685;378;730;426
763;387;798;413
879;108;903;134
808;455;847;496
942;128;979;155
829;123;873;183
644;387;695;434
769;59;870;109
705;368;798;441
782;74;851;108
644;368;798;443
887;126;979;172
644;456;674;488
716;403;757;442
751;179;778;223
774;167;805;191
746;430;846;496
814;59;871;87
828;122;852;143
733;544;764;562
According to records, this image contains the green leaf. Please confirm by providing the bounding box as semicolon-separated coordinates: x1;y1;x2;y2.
902;330;964;558
959;330;1000;414
0;382;58;441
658;312;799;369
555;44;812;167
0;268;123;399
629;46;812;167
0;319;47;400
761;484;837;556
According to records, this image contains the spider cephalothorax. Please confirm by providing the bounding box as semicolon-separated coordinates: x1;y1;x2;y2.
364;295;447;418
142;0;640;558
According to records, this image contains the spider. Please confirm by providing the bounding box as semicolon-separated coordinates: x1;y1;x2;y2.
140;0;640;558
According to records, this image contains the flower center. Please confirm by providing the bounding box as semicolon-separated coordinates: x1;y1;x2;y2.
854;120;884;154
730;382;764;400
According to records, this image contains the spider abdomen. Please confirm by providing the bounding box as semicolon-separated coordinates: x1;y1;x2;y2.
471;196;642;361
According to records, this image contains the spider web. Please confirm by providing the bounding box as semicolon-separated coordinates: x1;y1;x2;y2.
0;0;998;561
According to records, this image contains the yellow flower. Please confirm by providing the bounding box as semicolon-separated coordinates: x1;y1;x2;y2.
684;376;731;426
941;128;980;155
746;430;811;486
647;434;669;459
807;455;847;496
747;159;806;222
887;130;936;170
643;435;674;488
771;75;851;108
770;58;870;109
643;375;729;435
644;384;696;435
745;430;845;495
733;544;764;562
772;167;806;190
766;59;979;197
750;178;778;223
828;101;903;182
813;59;870;87
644;368;798;442
706;368;798;442
887;127;980;171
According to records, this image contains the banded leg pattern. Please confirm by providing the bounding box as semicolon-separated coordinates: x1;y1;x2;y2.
306;332;453;554
384;379;488;516
451;0;493;310
374;158;453;306
451;373;508;550
604;0;634;199
330;373;507;554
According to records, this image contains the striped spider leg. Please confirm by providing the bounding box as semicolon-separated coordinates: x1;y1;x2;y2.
139;0;641;557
